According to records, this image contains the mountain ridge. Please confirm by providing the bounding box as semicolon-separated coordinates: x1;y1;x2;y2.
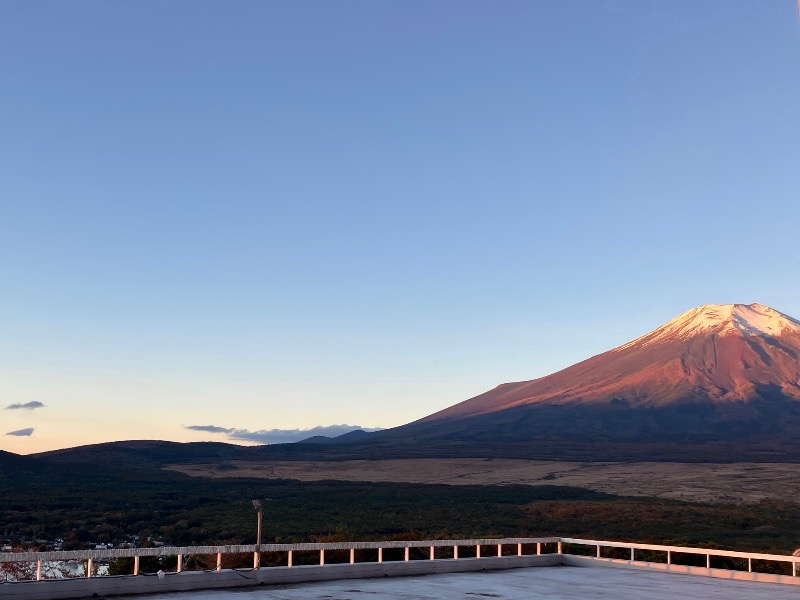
9;302;800;465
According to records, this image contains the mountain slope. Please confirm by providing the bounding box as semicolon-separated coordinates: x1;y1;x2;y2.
421;303;800;421
363;303;800;461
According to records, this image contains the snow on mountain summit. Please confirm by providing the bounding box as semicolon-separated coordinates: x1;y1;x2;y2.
660;303;800;336
615;303;800;352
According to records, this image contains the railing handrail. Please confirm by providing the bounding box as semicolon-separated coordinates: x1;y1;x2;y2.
0;537;560;562
561;538;799;564
3;537;797;565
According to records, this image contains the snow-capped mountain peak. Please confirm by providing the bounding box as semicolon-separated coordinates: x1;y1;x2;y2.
659;303;800;338
616;303;800;352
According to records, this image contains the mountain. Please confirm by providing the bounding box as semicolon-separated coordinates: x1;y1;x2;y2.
32;440;263;468
0;449;27;469
0;449;63;483
423;303;800;417
299;429;372;444
363;303;800;461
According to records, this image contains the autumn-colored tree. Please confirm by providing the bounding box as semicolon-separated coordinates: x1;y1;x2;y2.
0;546;72;582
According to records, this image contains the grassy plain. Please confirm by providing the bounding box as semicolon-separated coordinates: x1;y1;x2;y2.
166;458;800;504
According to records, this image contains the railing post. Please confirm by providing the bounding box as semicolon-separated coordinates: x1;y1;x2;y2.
87;558;93;578
288;550;293;568
177;554;182;573
36;560;41;581
476;544;481;558
253;551;259;570
518;543;522;556
558;541;563;555
430;546;435;560
497;544;502;557
378;547;383;563
217;552;222;571
320;549;325;566
667;551;671;566
134;555;140;575
793;561;797;577
630;547;634;562
350;548;355;564
596;545;601;558
748;557;752;573
454;545;459;560
536;542;541;555
706;554;710;569
404;547;409;562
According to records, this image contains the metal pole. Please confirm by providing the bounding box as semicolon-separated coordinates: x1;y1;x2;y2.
257;509;262;547
254;506;263;569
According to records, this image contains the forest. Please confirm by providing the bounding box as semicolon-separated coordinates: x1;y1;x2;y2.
2;456;799;555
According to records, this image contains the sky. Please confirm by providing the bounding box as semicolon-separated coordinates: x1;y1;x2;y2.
2;1;800;454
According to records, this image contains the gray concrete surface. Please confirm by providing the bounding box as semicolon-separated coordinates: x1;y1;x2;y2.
112;566;800;599
0;556;560;599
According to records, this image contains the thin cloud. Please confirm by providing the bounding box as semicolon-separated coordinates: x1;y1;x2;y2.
5;428;35;437
184;424;381;444
185;425;234;434
5;401;45;410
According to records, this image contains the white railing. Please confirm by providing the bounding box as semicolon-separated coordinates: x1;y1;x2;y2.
1;537;560;581
2;536;798;582
562;537;800;577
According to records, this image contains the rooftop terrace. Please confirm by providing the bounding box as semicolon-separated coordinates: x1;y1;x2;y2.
112;565;800;600
2;537;798;599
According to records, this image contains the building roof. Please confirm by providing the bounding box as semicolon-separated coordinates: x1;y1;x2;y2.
115;565;799;600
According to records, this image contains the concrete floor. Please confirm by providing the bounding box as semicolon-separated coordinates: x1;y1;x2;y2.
115;566;799;599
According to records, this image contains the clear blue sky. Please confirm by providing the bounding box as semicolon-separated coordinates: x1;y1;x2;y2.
2;1;799;452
